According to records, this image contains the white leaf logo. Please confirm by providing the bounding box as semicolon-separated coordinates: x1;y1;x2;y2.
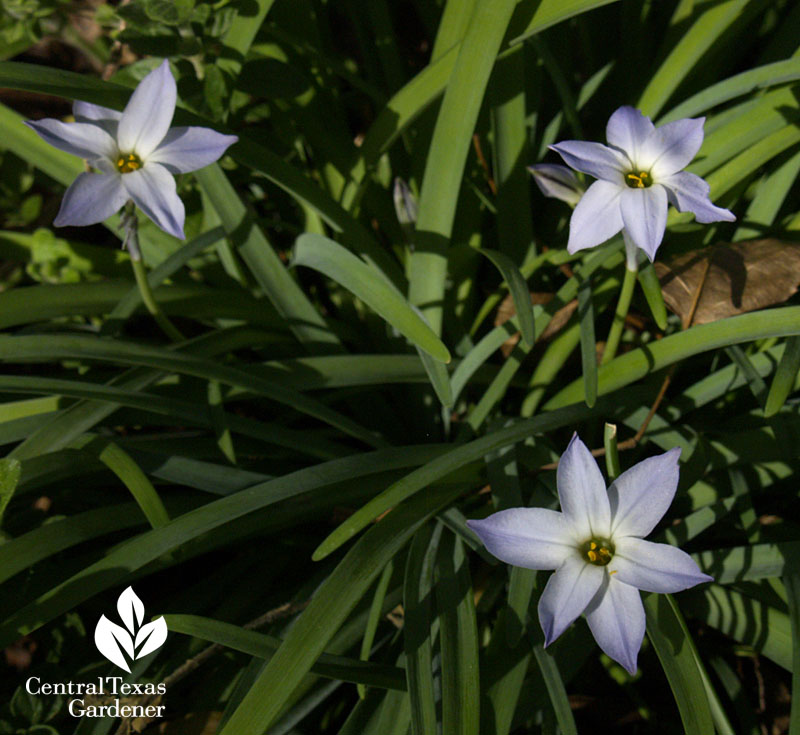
135;617;168;659
95;615;134;673
94;586;167;671
117;586;145;632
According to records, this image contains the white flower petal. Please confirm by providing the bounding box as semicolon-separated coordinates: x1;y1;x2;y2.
93;158;117;175
661;171;736;224
73;100;122;123
538;555;605;646
611;537;714;593
53;172;127;227
24;119;117;163
73;100;122;137
121;163;185;239
467;508;575;570
609;447;681;538
528;163;584;206
566;180;624;254
619;185;668;261
584;576;645;675
605;106;655;165
549;140;628;183
148;126;239;174
557;433;611;540
647;117;705;178
117;60;177;159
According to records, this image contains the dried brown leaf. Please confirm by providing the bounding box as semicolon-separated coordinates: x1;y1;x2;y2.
654;239;800;325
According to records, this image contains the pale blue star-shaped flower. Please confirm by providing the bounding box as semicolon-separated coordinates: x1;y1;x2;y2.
24;59;237;240
467;434;712;674
550;106;735;265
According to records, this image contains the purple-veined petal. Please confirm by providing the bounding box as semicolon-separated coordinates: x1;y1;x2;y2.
608;447;681;538
467;508;575;571
566;180;624;253
538;555;605;646
117;60;176;159
557;433;611;540
24;119;117;163
549;140;628;183
528;163;584;206
606;106;655;165
611;537;713;593
620;185;668;261
53;172;127;227
661;171;736;223
148;126;239;174
647;117;705;178
121;163;185;239
584;576;645;675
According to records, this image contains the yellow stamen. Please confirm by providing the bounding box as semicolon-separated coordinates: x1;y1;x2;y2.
609;570;618;576
116;153;142;174
625;170;652;189
582;537;615;566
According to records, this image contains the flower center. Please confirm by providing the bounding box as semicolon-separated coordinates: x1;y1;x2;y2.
581;538;615;566
116;153;142;174
625;170;652;188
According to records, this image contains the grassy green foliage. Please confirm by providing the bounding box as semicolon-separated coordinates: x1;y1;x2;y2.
1;0;800;733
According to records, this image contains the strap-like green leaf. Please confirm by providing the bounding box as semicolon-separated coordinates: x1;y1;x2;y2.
293;233;450;363
196;166;339;350
577;276;597;408
417;348;454;407
638;0;754;118
0;445;451;645
546;306;800;408
0;334;385;449
216;482;467;735
72;436;170;529
765;335;800;417
435;532;480;735
164;614;406;691
358;560;395;698
404;524;440;735
407;0;518;334
638;260;668;331
0;458;21;525
659;57;800;124
476;248;534;346
644;594;715;735
313;401;592;560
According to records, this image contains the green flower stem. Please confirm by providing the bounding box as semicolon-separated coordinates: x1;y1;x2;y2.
130;257;185;343
601;262;638;365
603;423;620;480
122;202;185;343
